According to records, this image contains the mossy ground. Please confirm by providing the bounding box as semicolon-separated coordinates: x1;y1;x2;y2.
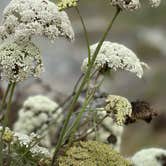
57;141;131;166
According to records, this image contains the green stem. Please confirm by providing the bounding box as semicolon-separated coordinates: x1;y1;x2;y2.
0;83;12;166
3;82;16;128
51;8;121;165
0;82;16;166
67;88;96;146
0;83;12;113
75;6;91;64
67;73;104;145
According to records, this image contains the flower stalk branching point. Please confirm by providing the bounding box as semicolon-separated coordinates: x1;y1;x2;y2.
51;7;121;165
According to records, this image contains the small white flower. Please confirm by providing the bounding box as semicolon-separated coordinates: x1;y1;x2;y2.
81;41;148;78
1;0;74;42
0;41;43;82
132;148;166;166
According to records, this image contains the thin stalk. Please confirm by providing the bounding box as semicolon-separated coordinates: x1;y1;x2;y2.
3;82;16;128
0;82;16;166
51;8;121;165
67;88;96;146
67;73;104;145
6;143;11;166
36;74;84;134
0;83;12;112
75;6;91;64
0;83;12;166
74;114;109;142
13;135;44;166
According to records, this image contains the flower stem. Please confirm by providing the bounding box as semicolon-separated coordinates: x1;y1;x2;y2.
0;83;12;113
0;83;12;166
75;6;91;64
51;8;121;165
3;82;16;128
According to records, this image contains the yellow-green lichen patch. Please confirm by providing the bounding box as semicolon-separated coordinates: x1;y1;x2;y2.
57;141;131;166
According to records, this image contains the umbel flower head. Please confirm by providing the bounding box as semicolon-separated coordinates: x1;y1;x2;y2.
0;0;74;42
0;127;14;143
58;0;78;11
108;0;161;11
57;141;131;165
131;148;166;166
0;41;43;83
14;95;63;147
109;0;141;11
105;95;132;125
81;41;148;78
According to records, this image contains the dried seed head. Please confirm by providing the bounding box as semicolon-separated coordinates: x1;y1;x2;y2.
125;101;158;124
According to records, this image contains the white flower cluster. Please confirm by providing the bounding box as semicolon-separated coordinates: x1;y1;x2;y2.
0;127;51;159
58;0;78;10
105;95;132;125
81;41;148;78
109;0;141;11
109;0;161;11
132;148;166;166
14;95;63;147
88;113;124;152
0;41;43;82
14;132;51;157
0;0;74;42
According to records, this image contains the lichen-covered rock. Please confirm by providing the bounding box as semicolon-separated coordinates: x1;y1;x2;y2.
57;141;131;166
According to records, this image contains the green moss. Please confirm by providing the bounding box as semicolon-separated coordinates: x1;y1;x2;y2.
57;141;131;166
